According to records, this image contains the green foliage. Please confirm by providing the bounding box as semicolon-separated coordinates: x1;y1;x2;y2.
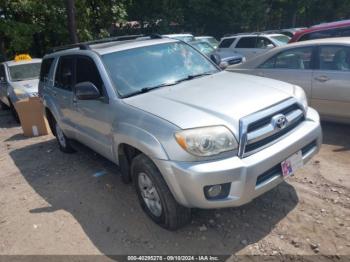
0;0;349;61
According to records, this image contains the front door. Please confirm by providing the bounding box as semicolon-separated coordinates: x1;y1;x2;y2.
258;46;315;99
311;45;350;122
72;55;114;160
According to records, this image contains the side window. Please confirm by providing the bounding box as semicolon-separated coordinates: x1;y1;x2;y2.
55;56;75;91
40;58;54;82
319;46;350;71
256;37;274;49
0;65;5;81
236;37;257;48
259;47;313;70
218;38;235;48
76;56;103;95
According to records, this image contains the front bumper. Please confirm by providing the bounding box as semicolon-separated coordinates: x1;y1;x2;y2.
154;107;322;209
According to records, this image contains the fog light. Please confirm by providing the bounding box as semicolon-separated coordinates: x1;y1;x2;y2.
207;185;222;198
204;183;231;200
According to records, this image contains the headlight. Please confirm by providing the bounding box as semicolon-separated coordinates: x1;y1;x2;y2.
293;85;308;112
175;126;238;157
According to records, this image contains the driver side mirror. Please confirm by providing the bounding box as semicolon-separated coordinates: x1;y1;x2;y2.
210;54;221;65
75;82;101;100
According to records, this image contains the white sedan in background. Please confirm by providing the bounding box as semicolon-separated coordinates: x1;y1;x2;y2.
228;37;350;124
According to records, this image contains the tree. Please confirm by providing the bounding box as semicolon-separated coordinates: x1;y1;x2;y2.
65;0;79;43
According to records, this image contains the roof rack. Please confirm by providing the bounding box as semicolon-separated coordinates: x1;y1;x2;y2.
222;32;265;37
50;34;163;53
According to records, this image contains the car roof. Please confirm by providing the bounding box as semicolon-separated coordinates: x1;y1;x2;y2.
163;33;193;37
221;33;286;40
195;36;214;39
232;37;350;69
45;38;179;58
3;58;42;67
291;19;350;42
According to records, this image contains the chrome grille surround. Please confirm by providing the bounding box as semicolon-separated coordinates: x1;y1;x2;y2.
238;98;305;158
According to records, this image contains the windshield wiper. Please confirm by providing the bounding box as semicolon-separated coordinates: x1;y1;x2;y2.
123;72;215;98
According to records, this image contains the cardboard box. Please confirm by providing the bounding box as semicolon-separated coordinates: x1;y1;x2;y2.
14;97;50;137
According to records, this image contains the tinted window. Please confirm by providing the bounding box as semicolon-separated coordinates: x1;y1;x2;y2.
236;37;256;48
219;38;235;48
76;57;103;94
40;58;54;81
55;56;74;91
319;46;350;71
260;47;313;69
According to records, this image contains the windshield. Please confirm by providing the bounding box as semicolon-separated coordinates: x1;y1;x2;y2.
271;35;291;45
204;37;219;48
102;42;219;97
191;42;215;55
9;62;41;81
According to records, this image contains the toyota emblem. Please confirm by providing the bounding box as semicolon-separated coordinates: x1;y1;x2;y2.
272;114;288;130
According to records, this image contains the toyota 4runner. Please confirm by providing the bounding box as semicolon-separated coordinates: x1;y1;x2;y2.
39;35;322;230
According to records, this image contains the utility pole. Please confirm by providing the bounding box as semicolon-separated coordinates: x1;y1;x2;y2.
66;0;79;43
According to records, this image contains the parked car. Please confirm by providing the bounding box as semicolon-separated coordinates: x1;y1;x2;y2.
289;19;350;43
218;33;290;60
189;40;246;66
0;55;42;121
162;33;195;42
263;28;307;38
228;37;350;124
39;35;322;229
195;36;219;48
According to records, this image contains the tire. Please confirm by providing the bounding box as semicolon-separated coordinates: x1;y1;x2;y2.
54;120;76;153
9;101;20;123
131;154;191;230
0;100;10;110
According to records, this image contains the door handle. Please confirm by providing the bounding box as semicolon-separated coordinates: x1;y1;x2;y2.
314;75;329;82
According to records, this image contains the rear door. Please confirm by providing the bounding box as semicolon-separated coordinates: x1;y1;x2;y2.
311;45;350;121
52;56;76;136
72;55;114;160
233;37;257;60
257;46;315;99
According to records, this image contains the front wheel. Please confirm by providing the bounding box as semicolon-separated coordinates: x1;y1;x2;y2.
131;154;191;230
54;121;76;153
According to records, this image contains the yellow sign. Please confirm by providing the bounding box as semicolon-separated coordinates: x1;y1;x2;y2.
14;54;32;62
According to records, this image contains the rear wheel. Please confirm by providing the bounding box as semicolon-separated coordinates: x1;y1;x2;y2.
54;121;76;153
131;154;191;230
9;100;20;123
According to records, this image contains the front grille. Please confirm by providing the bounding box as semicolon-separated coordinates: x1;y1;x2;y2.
239;99;305;158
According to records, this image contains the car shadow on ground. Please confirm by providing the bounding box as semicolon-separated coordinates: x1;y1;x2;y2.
321;121;350;152
9;138;299;255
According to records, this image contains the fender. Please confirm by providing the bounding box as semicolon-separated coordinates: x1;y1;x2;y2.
113;122;169;164
42;94;61;124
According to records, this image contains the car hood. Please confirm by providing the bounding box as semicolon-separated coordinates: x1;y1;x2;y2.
10;79;39;94
124;71;295;135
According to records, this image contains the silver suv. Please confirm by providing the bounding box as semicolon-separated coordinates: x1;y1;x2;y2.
39;35;322;230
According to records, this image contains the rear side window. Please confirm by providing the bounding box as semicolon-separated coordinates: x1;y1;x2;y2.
319;46;350;71
76;56;104;95
40;58;54;81
55;56;75;91
219;38;235;48
236;37;257;48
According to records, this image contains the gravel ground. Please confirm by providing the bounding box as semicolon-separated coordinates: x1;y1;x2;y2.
0;109;349;259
